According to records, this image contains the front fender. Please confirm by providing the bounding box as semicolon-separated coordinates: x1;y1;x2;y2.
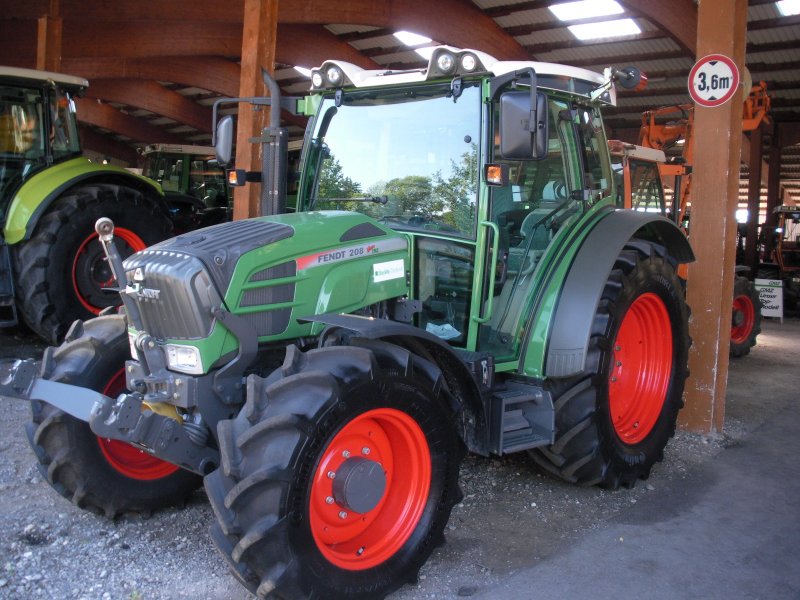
3;157;163;244
542;210;694;378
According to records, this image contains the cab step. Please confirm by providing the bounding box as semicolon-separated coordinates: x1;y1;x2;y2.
490;383;554;454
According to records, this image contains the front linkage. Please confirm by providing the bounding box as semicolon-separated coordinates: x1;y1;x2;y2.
0;218;224;477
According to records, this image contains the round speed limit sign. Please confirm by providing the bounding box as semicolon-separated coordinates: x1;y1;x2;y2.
688;54;740;107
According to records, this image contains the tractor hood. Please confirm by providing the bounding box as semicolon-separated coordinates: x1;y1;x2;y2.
122;211;410;344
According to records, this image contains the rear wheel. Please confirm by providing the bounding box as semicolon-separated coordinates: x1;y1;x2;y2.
14;183;171;344
729;275;761;358
205;340;464;599
25;315;201;517
530;241;690;489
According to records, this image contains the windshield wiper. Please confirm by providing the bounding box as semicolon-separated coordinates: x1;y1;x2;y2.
311;195;389;205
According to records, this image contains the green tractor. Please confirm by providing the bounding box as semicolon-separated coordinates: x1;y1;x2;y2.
1;47;693;599
140;143;233;232
0;66;171;344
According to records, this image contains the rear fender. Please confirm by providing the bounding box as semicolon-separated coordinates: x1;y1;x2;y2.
3;157;163;244
540;210;693;378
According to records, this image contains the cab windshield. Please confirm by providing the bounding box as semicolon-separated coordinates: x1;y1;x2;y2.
301;82;481;238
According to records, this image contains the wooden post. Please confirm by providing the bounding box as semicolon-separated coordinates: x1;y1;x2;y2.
681;0;747;432
36;0;62;72
744;125;763;274
763;124;783;261
233;0;279;220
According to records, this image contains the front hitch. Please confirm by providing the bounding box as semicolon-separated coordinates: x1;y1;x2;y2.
0;354;219;476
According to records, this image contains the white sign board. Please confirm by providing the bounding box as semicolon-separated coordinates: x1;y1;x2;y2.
688;54;740;108
754;278;784;320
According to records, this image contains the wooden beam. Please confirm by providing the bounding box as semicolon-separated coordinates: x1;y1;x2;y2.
36;0;62;72
61;21;243;58
78;125;139;165
0;19;39;67
618;0;697;55
233;0;278;220
745;125;764;273
75;98;188;145
681;0;747;434
276;25;378;69
86;79;213;133
62;56;241;96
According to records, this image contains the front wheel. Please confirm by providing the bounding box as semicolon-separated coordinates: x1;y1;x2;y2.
14;183;171;344
205;339;464;599
25;315;201;517
530;240;691;489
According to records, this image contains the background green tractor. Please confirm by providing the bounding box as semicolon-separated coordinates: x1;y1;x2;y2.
140;143;233;232
1;48;694;599
0;66;171;344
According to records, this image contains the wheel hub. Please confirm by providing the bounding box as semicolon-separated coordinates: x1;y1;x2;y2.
732;309;744;327
332;457;387;514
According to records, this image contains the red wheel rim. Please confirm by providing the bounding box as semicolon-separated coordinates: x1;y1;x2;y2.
608;292;673;445
730;294;755;344
309;408;431;570
96;369;180;480
71;227;147;315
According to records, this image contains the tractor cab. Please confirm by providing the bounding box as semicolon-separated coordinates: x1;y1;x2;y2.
0;67;85;216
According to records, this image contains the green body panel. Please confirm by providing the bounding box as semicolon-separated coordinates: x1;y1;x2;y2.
154;211;411;371
517;200;614;377
4;157;162;244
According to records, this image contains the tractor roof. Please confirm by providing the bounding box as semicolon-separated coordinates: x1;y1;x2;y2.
0;66;88;90
310;46;619;105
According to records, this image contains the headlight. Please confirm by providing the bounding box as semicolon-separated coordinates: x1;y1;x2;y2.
164;344;204;375
311;71;324;88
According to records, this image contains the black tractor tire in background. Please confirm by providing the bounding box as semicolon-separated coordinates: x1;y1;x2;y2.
530;240;691;490
25;314;202;518
729;275;762;358
205;340;465;599
14;183;172;344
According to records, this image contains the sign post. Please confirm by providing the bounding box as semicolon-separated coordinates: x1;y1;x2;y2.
688;54;740;108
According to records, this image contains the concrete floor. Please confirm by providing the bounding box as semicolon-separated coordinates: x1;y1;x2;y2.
475;317;800;600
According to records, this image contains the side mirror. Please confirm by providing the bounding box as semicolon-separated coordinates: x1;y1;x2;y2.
215;115;234;167
499;91;548;160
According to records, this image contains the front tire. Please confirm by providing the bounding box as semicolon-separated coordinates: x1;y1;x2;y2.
25;315;201;518
14;183;171;344
205;339;464;599
729;275;761;358
530;240;691;489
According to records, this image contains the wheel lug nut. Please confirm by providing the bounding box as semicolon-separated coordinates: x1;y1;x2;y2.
338;511;348;519
327;471;336;479
342;450;351;458
615;345;621;351
616;361;622;367
325;496;334;504
611;377;617;382
361;447;371;455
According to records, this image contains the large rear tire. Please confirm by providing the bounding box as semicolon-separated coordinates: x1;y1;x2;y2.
25;315;201;518
14;184;171;344
205;339;464;599
729;275;761;358
530;241;690;489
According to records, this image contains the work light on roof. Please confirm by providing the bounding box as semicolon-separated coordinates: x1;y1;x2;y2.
326;66;344;86
460;53;477;72
436;52;456;74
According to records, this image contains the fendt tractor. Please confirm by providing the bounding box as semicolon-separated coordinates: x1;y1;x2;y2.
0;66;172;344
0;47;694;599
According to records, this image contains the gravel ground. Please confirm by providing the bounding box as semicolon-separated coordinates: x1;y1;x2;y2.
0;319;792;600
